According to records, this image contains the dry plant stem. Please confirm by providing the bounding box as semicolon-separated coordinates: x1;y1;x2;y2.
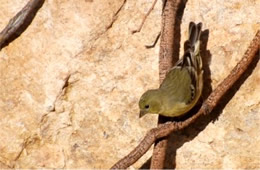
202;30;260;111
111;30;260;169
107;0;127;29
158;0;181;82
145;31;161;48
0;0;44;49
132;0;158;34
152;0;182;168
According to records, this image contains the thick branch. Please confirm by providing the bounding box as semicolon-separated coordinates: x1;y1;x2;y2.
0;0;44;50
159;0;181;82
111;30;260;169
153;0;185;168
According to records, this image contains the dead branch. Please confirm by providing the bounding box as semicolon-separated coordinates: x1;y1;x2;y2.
145;31;161;48
107;0;127;29
152;0;186;168
0;0;44;50
111;30;260;169
132;0;158;34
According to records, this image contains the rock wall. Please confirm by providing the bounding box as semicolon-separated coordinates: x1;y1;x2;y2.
0;0;259;168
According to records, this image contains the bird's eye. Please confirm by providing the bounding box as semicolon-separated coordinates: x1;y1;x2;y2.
145;105;149;109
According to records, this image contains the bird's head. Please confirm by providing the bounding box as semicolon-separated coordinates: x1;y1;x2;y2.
138;89;161;118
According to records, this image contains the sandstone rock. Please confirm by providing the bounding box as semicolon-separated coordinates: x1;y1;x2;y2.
0;0;259;168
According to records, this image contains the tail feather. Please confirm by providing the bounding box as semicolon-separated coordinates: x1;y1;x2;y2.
176;22;203;103
188;22;202;48
179;22;202;70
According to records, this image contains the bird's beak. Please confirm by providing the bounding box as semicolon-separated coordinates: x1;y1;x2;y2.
139;110;146;118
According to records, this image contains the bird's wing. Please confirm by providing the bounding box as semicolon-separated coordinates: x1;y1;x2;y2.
160;22;203;105
160;67;193;104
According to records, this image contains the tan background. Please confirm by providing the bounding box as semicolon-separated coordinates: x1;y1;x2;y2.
0;0;259;168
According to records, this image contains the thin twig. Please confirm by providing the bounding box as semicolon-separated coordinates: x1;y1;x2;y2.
0;0;44;50
111;30;260;169
145;31;161;48
106;0;127;29
132;0;158;34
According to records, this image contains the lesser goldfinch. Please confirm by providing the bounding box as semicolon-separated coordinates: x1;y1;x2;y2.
139;22;203;117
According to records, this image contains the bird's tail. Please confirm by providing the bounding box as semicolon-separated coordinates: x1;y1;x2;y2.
187;22;202;52
181;22;203;72
175;22;203;103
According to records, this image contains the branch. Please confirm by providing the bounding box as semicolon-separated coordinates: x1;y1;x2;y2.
152;0;186;168
145;31;161;48
132;0;158;34
0;0;44;50
111;30;260;169
106;0;127;29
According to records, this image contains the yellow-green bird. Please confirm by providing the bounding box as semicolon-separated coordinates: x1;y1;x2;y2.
139;22;203;118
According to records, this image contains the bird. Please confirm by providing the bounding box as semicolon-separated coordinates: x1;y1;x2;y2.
139;22;203;118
